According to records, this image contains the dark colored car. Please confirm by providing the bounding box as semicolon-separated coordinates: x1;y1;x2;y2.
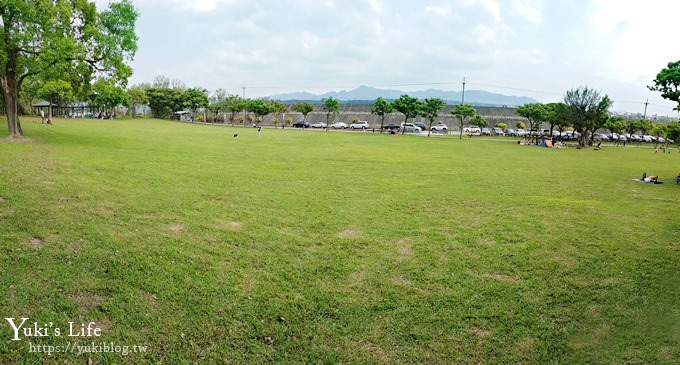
414;122;427;131
292;121;309;128
382;123;401;131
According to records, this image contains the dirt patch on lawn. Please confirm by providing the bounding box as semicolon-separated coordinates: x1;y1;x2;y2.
482;273;520;283
226;221;242;230
72;292;107;312
395;239;413;264
359;342;389;363
468;327;492;338
0;196;5;202
337;229;365;239
0;137;37;144
169;224;185;234
24;237;45;248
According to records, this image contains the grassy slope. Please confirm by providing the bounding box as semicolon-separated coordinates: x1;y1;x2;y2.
1;117;678;364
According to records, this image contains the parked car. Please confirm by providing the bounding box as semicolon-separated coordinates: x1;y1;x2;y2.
516;129;528;137
481;127;491;136
329;121;348;129
382;123;401;131
463;126;481;135
505;128;517;137
492;127;504;136
311;122;327;128
401;123;422;133
430;123;448;132
350;121;370;130
414;122;427;131
292;121;309;128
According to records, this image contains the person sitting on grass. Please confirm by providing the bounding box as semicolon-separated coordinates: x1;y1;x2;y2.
676;171;680;184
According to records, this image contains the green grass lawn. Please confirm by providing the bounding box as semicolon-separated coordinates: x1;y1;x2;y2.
1;117;678;364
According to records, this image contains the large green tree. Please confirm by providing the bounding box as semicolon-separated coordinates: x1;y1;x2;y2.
184;88;209;121
225;94;246;125
91;78;128;117
292;102;314;121
666;121;680;143
648;60;680;111
392;94;422;134
563;86;612;147
247;99;272;125
451;104;476;139
0;0;139;137
268;100;289;128
38;80;73;120
515;103;547;134
321;97;340;129
127;85;148;119
371;97;393;133
420;98;446;137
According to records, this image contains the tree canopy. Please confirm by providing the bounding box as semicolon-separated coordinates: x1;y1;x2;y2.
91;78;128;115
292;102;314;120
0;0;139;137
515;103;547;133
563;86;612;147
371;97;393;132
649;60;680;110
392;94;422;134
247;99;271;125
451;104;476;139
420;98;446;136
321;97;340;127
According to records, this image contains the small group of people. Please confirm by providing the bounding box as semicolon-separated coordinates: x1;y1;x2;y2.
39;110;51;124
654;144;672;154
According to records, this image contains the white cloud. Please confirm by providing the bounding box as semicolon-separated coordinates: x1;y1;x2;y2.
588;0;677;84
170;0;236;12
473;23;512;45
369;0;383;12
481;0;502;22
511;0;542;23
457;0;501;22
425;5;451;16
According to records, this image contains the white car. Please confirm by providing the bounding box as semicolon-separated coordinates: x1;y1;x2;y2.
401;123;422;133
492;127;504;136
516;129;528;137
329;122;348;129
430;124;448;132
310;122;327;128
463;126;481;135
350;121;370;130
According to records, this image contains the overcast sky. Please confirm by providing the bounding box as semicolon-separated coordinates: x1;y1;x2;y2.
96;0;678;116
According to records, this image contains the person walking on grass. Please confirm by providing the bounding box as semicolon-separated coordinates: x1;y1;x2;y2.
40;109;45;124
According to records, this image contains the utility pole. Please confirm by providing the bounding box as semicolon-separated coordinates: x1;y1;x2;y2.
642;99;649;120
242;86;246;127
461;77;466;105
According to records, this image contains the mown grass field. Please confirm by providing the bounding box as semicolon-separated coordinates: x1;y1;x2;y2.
1;117;678;364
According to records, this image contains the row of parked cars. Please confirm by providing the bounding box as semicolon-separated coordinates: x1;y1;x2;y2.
290;121;673;143
292;120;440;133
592;133;673;144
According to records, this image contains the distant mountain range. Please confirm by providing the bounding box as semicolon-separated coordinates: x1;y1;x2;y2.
269;85;536;107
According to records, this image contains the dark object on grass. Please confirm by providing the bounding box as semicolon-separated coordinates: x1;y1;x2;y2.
233;134;239;138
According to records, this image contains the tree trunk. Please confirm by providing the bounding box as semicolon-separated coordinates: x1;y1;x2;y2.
49;95;53;120
0;75;24;138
